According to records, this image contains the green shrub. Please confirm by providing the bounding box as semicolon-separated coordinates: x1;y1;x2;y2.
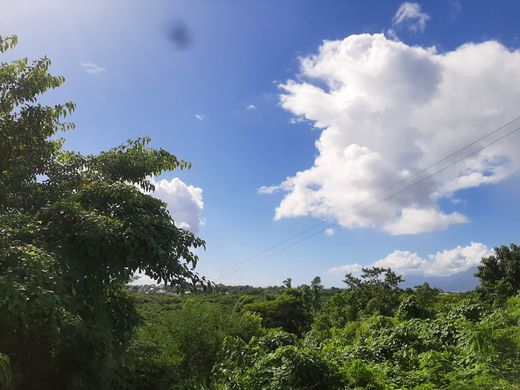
125;298;263;387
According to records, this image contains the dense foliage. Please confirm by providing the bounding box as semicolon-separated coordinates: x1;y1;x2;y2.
122;296;263;389
476;243;520;303
0;36;205;389
123;264;520;389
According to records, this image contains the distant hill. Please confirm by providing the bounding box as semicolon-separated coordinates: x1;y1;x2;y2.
402;268;479;292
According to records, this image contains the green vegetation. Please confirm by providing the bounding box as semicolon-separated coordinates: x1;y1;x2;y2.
476;243;520;304
0;36;205;389
123;259;520;389
1;36;520;389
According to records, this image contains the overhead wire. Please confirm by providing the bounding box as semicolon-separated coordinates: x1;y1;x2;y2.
214;116;520;281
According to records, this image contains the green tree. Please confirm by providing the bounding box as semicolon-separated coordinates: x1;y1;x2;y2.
476;244;520;303
0;36;206;389
414;282;441;307
397;283;441;320
314;267;404;331
310;276;324;313
245;289;312;336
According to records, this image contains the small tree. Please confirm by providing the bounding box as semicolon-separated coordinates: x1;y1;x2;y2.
311;276;324;311
476;243;520;303
314;267;404;331
245;291;312;336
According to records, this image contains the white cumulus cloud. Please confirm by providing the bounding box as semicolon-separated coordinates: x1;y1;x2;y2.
263;34;520;235
424;242;492;277
383;208;468;235
373;250;426;274
81;61;107;75
328;242;492;277
148;177;205;233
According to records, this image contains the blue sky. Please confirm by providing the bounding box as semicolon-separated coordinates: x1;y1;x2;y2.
2;0;520;288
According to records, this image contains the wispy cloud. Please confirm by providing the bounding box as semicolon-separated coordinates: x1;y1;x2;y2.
81;61;107;75
325;228;335;236
327;263;362;275
194;113;206;121
258;185;278;194
245;104;256;111
449;0;462;21
388;2;430;38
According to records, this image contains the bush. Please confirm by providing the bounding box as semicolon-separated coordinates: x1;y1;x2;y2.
244;290;312;335
124;298;263;387
213;330;342;389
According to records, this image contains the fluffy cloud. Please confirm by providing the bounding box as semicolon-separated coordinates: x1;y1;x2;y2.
391;2;430;34
424;242;492;277
81;61;107;75
383;208;468;235
263;34;520;234
149;177;205;233
373;250;425;274
328;242;492;277
194;113;206;121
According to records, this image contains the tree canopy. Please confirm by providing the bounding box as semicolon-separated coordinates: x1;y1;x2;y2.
476;243;520;303
0;35;205;388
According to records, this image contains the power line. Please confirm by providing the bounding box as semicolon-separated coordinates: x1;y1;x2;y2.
219;124;520;279
214;118;520;281
215;115;520;277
